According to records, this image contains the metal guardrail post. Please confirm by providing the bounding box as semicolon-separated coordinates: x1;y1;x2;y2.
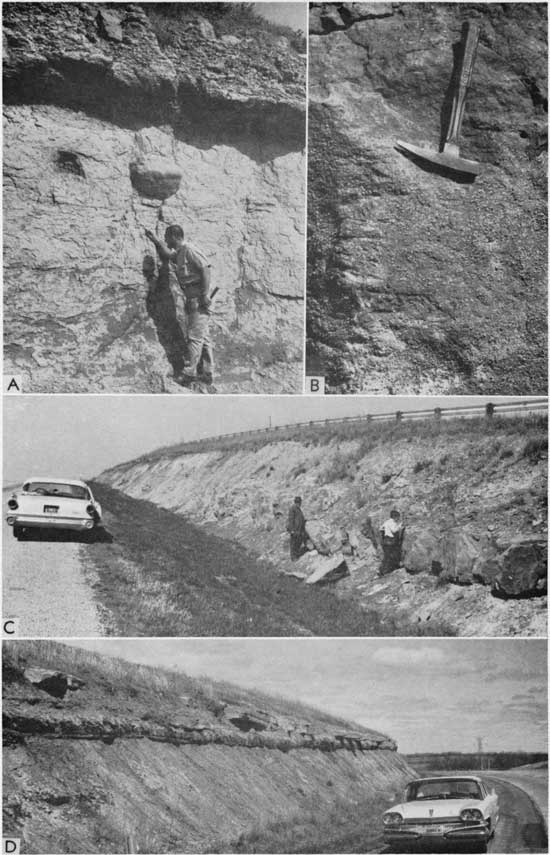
486;403;495;419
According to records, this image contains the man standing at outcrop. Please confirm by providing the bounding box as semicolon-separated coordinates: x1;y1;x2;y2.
379;509;404;576
146;226;214;386
287;496;307;561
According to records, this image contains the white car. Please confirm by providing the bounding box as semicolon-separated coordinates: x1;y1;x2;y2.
6;477;102;540
383;775;499;852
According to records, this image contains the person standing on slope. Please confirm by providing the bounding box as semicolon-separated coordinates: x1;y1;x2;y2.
287;496;307;561
146;225;214;386
379;509;405;576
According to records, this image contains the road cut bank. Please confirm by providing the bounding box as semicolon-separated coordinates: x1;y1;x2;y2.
3;642;414;854
99;417;548;636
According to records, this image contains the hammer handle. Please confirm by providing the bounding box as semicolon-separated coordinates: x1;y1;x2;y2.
445;21;480;151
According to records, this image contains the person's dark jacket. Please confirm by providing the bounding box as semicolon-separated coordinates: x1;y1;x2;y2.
287;503;306;534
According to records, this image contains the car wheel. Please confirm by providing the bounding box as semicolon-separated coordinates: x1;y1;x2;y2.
472;842;488;853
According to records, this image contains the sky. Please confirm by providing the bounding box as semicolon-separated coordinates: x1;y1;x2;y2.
70;638;547;754
254;2;306;33
3;395;541;484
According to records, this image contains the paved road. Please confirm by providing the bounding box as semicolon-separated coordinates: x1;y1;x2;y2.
487;775;547;854
3;492;103;636
377;775;547;854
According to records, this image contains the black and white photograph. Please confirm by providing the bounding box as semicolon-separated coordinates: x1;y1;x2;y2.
1;2;548;853
3;394;547;638
3;2;307;394
306;2;547;395
3;637;547;854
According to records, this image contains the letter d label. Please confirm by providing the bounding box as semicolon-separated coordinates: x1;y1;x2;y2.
4;840;20;854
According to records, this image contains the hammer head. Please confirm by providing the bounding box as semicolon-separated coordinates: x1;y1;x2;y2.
396;140;481;176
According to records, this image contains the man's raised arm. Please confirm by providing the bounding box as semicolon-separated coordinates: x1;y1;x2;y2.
145;230;177;262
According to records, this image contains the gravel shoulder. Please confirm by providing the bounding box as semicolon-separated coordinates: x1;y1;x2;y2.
3;494;103;636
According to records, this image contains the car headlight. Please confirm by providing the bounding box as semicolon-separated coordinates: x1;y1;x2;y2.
383;813;403;826
7;498;18;510
86;504;96;517
460;808;484;823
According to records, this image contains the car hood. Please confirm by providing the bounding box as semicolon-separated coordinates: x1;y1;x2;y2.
12;494;91;516
387;799;482;820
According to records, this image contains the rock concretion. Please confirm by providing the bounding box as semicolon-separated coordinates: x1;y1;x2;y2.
129;158;182;199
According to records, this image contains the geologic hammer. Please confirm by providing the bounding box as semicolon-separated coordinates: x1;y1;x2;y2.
396;20;481;176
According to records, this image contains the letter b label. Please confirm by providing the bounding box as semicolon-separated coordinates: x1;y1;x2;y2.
306;376;325;395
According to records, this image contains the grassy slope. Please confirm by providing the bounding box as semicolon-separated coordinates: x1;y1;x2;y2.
82;482;454;637
109;413;548;472
3;640;373;733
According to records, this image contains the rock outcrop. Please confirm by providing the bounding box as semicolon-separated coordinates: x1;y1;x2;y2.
3;3;305;392
4;642;413;854
100;416;548;635
307;3;547;393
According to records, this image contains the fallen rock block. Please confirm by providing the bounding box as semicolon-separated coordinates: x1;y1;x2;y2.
129;158;182;200
403;529;442;575
439;530;480;585
491;541;547;597
305;553;349;585
305;520;333;555
23;668;85;699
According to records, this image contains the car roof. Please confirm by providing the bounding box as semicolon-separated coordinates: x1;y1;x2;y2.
23;477;89;488
409;776;482;784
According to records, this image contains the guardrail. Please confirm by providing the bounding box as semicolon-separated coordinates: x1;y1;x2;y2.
131;397;547;464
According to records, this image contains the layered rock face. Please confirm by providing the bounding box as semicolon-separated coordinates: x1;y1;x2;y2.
3;4;305;392
100;417;548;635
307;3;547;393
4;646;412;854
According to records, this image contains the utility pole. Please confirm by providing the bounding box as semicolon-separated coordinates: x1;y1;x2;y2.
477;737;484;771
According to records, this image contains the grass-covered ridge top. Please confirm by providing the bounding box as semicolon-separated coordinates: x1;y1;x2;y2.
3;640;380;737
145;2;306;53
105;413;548;474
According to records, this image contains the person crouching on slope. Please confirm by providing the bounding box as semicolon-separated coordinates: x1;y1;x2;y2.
146;225;214;386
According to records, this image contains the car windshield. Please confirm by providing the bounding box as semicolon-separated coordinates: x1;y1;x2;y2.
23;482;90;501
406;780;483;801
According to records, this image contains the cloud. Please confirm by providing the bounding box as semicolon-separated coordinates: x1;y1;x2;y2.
372;646;446;666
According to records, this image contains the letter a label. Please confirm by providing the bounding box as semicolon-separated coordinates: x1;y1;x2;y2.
4;376;22;394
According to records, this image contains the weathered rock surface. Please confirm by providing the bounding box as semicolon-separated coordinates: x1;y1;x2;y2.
307;3;547;393
3;3;305;393
100;418;548;635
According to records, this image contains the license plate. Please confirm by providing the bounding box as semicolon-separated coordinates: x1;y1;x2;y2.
44;505;59;513
425;826;445;834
